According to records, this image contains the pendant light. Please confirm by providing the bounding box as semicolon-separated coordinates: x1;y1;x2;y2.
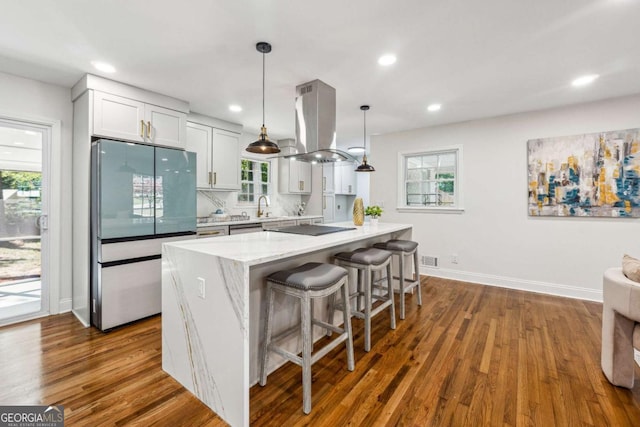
355;105;375;172
246;42;280;154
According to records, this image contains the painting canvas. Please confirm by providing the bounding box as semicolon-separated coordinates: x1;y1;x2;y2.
527;128;640;217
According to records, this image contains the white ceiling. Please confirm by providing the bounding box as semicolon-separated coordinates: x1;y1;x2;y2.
0;0;639;150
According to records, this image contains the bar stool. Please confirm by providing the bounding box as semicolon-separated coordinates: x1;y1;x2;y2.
332;248;396;352
259;262;354;415
373;239;422;319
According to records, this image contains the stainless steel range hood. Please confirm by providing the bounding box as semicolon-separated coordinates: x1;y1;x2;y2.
277;79;357;163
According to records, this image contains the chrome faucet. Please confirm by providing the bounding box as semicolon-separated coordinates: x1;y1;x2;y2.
257;195;269;218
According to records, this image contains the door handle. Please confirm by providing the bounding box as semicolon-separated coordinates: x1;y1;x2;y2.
37;215;48;230
213;172;217;185
209;171;212;185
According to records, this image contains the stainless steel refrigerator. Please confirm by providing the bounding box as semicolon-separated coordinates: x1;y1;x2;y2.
90;139;196;330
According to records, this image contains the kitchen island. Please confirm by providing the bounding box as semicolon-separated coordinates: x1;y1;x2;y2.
162;221;412;426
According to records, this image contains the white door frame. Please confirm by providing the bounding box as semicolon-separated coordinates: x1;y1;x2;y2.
0;113;62;319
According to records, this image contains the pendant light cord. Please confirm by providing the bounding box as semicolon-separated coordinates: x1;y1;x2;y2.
262;52;265;126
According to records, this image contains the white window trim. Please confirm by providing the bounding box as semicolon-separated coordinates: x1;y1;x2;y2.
396;145;464;213
237;157;272;206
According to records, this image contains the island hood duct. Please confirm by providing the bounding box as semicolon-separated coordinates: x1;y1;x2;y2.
280;79;357;163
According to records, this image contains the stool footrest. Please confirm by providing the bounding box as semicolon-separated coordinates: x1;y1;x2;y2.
268;333;349;368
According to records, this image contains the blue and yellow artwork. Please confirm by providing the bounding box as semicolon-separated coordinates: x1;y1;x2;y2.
527;128;640;217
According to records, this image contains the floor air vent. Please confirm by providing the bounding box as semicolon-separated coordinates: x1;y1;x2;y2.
421;256;438;267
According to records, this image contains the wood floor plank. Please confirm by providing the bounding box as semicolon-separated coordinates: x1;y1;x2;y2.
1;277;640;426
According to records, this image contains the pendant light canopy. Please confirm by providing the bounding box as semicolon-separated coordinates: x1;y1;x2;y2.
246;42;280;154
355;105;375;172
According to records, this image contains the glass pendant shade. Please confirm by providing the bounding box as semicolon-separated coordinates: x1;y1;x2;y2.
246;42;280;154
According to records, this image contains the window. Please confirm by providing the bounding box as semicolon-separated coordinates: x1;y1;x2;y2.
238;159;271;203
398;147;463;212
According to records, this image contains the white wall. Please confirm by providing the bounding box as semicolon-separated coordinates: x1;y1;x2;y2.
371;94;640;301
0;71;73;311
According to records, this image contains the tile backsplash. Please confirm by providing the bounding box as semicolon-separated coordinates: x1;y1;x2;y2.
197;190;303;219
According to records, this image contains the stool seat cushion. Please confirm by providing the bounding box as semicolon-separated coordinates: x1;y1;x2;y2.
267;262;348;291
373;239;418;252
335;248;392;266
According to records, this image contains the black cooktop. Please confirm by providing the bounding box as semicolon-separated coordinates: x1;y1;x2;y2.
270;225;356;236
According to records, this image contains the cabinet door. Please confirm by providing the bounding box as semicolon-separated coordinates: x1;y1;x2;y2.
287;159;301;193
336;162;357;194
145;104;187;149
186;122;213;188
298;161;312;194
323;195;335;223
93;92;145;142
322;163;334;193
211;128;240;190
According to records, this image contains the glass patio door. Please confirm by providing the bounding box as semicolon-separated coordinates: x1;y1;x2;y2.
0;119;49;323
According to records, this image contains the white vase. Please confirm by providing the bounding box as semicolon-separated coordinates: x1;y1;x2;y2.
370;218;379;226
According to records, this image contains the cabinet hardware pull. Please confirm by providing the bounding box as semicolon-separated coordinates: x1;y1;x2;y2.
146;121;152;139
323;197;326;209
140;120;145;138
213;172;217;185
199;231;221;236
323;177;326;191
208;172;212;185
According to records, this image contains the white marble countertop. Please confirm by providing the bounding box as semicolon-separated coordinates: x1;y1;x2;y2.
196;215;322;228
167;221;412;266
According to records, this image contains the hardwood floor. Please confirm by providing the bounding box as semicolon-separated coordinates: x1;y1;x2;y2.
1;277;639;426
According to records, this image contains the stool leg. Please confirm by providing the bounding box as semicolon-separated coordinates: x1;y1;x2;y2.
398;252;406;320
414;249;422;306
342;279;355;371
387;262;396;329
301;293;313;414
326;292;335;337
260;283;275;386
364;267;372;352
357;268;363;313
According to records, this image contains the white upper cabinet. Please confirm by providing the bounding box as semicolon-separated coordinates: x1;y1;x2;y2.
93;92;146;143
93;91;186;149
186;122;240;191
335;162;357;195
144;104;187;149
279;158;311;194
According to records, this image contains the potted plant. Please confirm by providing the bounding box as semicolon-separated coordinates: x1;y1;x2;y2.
365;205;383;225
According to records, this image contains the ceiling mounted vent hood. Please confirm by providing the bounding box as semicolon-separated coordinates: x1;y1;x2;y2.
274;79;357;163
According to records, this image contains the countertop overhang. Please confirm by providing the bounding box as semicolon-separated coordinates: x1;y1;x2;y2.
166;221;412;266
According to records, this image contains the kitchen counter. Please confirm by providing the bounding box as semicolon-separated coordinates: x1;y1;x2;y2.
196;214;322;227
162;221;412;426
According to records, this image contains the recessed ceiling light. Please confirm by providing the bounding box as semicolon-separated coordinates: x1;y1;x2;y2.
427;104;442;112
314;153;322;158
378;54;397;66
311;160;318;165
229;105;242;112
572;74;599;87
91;61;116;73
13;141;24;145
348;146;366;154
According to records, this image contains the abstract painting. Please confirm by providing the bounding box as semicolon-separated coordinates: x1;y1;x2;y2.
527;128;640;217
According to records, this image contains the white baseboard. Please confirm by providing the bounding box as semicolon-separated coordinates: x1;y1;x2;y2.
421;267;603;302
58;298;72;313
